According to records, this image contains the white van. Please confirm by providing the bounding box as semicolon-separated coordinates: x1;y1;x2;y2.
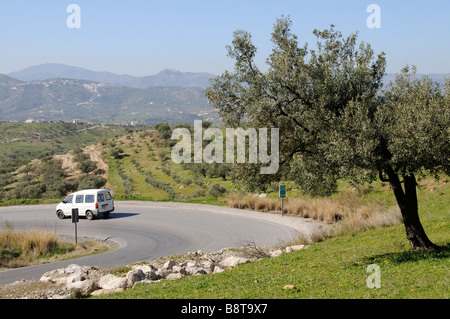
56;189;114;220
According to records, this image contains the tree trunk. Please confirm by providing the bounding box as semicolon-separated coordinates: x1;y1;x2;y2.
385;166;439;251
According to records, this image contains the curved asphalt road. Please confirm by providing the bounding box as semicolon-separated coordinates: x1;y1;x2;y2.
0;201;325;286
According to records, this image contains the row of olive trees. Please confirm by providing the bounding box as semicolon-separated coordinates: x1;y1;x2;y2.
144;170;175;198
115;159;134;196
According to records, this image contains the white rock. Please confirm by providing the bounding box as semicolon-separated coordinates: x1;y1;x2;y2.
219;256;249;268
186;266;207;276
163;260;176;270
202;261;216;273
156;268;172;278
213;266;224;274
126;268;146;287
173;265;189;275
90;288;124;296
133;265;159;280
166;273;184;280
74;279;98;296
269;250;283;257
98;274;128;290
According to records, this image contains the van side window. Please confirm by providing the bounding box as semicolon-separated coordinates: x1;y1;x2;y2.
97;193;105;202
105;192;112;201
85;195;95;203
64;195;74;203
75;195;84;203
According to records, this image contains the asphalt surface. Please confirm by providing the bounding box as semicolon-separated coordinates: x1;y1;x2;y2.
0;201;325;286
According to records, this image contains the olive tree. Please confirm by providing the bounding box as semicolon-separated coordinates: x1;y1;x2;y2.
206;17;449;251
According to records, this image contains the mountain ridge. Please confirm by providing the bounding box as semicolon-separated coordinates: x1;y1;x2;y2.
7;63;449;88
8;63;215;89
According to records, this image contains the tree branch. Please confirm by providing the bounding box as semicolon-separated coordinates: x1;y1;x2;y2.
378;170;390;182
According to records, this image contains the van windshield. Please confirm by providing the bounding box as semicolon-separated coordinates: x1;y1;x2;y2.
64;195;73;203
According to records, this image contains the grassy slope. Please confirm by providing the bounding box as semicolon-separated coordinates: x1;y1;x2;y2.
104;130;230;205
98;181;449;299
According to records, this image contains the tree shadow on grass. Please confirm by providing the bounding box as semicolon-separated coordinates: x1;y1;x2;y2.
362;242;450;265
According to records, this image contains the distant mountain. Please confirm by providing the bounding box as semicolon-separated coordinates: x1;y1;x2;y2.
8;63;448;89
383;73;449;86
8;64;215;89
0;75;216;124
123;69;215;89
8;63;135;87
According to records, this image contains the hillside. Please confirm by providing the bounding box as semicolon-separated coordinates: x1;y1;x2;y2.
0;122;129;202
0;122;128;164
0;123;231;205
0;76;216;124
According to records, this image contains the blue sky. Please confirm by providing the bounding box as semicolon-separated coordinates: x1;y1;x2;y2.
0;0;448;76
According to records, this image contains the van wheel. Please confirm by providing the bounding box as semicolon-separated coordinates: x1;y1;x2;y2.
57;210;65;219
85;211;94;220
103;212;110;218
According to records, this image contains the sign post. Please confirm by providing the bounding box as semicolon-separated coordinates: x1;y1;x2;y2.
71;208;79;244
279;185;286;217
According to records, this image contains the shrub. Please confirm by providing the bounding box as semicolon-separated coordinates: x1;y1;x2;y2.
77;159;97;173
171;172;181;183
208;183;227;198
145;174;175;198
110;148;124;158
183;178;192;186
42;180;69;199
19;184;46;199
161;166;171;175
123;177;134;195
190;189;206;198
77;175;107;190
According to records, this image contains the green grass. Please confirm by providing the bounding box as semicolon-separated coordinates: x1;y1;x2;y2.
94;181;449;299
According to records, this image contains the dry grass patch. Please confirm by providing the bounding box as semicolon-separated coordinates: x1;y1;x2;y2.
228;192;402;239
0;222;111;269
0;226;59;261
